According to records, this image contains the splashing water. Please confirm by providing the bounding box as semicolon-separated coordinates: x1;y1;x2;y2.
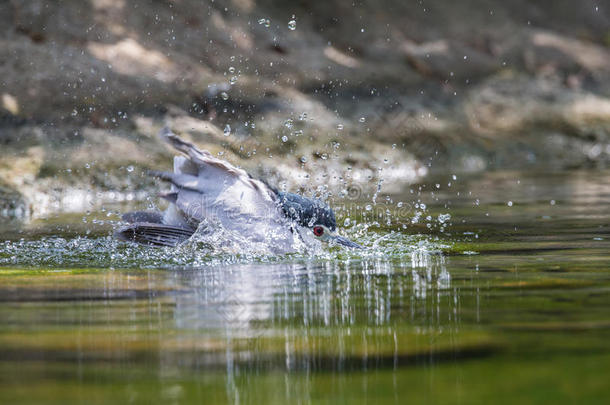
0;230;447;269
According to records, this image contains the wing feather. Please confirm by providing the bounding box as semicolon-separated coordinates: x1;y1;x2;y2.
141;128;298;249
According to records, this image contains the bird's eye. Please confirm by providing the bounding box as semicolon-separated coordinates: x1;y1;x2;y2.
313;226;324;237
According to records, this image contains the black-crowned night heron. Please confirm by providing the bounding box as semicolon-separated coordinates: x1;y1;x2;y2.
115;128;362;253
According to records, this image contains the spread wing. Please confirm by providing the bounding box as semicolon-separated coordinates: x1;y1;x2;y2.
152;128;292;242
115;128;322;253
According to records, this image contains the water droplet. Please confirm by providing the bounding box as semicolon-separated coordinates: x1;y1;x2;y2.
337;124;344;130
288;20;296;30
550;200;556;205
365;204;372;211
300;156;307;163
229;76;237;85
258;18;270;27
343;218;351;227
507;201;513;207
359;117;366;123
126;165;134;173
397;202;403;208
452;174;457;180
223;124;231;136
220;92;229;100
228;66;235;74
85;163;91;169
438;213;451;224
284;119;293;129
281;135;288;142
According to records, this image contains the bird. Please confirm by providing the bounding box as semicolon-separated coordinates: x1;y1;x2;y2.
115;127;362;254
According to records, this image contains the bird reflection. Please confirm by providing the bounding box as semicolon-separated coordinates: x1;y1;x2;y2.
168;248;454;352
161;250;456;404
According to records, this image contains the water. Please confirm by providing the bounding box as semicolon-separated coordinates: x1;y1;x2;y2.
0;170;609;404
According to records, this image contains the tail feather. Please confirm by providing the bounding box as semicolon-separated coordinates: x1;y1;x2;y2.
114;223;194;247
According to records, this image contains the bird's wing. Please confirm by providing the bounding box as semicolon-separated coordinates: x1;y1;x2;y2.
154;128;290;241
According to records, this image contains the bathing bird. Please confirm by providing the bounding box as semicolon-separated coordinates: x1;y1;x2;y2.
115;128;362;253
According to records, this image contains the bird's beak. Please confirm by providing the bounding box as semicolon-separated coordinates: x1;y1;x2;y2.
330;234;364;249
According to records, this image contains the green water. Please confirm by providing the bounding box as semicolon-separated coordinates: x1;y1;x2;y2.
0;170;609;404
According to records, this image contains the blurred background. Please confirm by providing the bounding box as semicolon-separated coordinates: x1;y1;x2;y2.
1;0;609;218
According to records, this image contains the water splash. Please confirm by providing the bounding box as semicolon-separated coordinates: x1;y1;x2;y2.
0;231;448;269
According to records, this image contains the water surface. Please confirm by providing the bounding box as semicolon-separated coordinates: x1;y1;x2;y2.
1;170;609;404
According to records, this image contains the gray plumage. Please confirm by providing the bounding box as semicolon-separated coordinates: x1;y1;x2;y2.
114;128;362;252
277;192;336;231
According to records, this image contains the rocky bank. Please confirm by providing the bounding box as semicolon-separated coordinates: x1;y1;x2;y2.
1;0;609;217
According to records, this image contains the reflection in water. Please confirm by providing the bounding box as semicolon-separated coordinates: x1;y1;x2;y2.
174;251;451;333
164;250;455;403
173;254;453;332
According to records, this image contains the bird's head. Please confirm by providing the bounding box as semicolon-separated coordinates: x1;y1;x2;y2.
310;224;362;248
277;192;363;249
